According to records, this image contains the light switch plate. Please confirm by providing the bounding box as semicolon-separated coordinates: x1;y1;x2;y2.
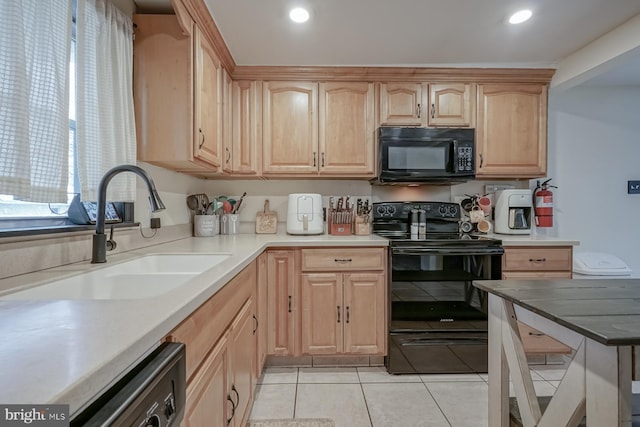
628;180;640;194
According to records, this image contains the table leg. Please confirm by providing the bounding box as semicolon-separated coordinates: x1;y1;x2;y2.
585;340;632;426
488;294;509;426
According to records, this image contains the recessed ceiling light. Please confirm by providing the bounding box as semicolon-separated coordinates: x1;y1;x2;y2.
289;7;310;23
508;9;532;24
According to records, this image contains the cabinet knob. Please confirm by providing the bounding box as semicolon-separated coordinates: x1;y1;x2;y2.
321;152;325;168
431;103;435;119
417;103;422;118
337;305;341;323
479;153;483;168
529;258;546;263
346;306;350;323
288;295;292;313
334;258;352;263
226;147;231;164
313;152;317;167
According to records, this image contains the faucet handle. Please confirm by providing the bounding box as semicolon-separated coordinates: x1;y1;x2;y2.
106;224;117;251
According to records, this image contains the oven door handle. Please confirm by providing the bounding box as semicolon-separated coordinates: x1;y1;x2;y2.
391;247;504;256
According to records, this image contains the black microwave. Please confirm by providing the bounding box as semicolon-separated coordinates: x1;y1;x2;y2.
373;127;475;185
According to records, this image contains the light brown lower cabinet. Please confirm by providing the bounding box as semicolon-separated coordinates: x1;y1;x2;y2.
267;250;298;356
502;245;573;356
182;332;229;427
256;252;268;376
165;260;259;427
300;272;386;355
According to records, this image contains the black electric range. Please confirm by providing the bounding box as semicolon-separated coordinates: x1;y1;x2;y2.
373;202;503;374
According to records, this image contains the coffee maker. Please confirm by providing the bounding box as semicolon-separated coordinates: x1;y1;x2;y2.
494;189;532;235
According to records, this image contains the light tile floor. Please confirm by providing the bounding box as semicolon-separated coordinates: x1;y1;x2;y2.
249;365;570;427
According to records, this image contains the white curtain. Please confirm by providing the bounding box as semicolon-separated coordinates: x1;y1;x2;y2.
76;0;136;201
0;0;72;203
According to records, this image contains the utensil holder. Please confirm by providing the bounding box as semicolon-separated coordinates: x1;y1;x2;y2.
194;215;219;237
220;214;239;235
353;214;370;235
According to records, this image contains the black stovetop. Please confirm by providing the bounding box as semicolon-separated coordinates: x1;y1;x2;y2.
372;201;502;247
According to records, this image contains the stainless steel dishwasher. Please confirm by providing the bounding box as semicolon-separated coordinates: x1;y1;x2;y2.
71;342;186;427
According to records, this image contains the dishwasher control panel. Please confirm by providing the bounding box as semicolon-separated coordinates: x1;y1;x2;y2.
71;343;186;427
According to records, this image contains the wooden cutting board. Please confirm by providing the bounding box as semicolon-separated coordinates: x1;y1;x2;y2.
256;199;277;234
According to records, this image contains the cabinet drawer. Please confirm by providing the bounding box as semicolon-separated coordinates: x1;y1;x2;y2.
502;246;572;272
300;248;386;271
502;271;573;280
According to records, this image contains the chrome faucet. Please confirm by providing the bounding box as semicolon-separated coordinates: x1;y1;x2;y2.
91;165;166;263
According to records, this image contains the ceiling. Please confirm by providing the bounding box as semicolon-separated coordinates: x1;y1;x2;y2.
134;0;640;85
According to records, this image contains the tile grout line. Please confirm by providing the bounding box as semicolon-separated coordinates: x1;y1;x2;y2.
293;368;299;419
420;380;454;427
357;368;375;427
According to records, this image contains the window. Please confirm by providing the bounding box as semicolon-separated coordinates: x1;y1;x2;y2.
0;38;76;221
0;0;137;230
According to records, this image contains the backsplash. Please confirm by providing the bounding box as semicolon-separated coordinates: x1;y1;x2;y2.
0;159;525;279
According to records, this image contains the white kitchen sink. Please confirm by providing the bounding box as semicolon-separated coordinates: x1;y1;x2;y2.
1;253;231;300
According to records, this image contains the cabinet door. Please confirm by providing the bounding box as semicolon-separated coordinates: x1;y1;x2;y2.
221;68;233;174
319;82;375;176
256;252;268;376
262;82;318;174
428;83;474;127
183;333;229;427
378;82;426;126
476;84;547;177
232;80;261;175
133;14;199;170
228;299;256;427
300;273;343;354
267;250;298;355
343;273;386;354
193;26;222;168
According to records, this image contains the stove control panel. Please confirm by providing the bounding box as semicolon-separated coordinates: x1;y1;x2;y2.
373;202;460;221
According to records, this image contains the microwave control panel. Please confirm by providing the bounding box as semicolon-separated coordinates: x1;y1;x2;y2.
457;145;474;172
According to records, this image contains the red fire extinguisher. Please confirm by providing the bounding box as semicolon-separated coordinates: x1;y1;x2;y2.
533;178;557;227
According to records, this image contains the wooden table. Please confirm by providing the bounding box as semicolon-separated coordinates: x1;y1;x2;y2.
473;278;640;427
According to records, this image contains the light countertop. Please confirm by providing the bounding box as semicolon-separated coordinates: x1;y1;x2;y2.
486;233;580;246
0;232;387;417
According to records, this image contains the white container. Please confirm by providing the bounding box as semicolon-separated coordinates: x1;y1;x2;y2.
194;215;219;237
220;214;239;235
286;193;324;235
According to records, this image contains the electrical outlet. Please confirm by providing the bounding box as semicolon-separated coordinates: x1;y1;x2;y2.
150;218;161;229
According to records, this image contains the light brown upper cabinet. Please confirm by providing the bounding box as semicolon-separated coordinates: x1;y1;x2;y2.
379;83;426;126
319;82;375;176
221;69;233;174
379;82;474;128
133;10;225;175
262;81;376;177
231;80;261;175
476;84;548;178
193;25;222;169
428;83;475;127
262;81;318;174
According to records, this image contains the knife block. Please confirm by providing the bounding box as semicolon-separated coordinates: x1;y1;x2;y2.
354;215;370;235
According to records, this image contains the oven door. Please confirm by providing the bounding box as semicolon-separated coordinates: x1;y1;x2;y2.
387;245;502;374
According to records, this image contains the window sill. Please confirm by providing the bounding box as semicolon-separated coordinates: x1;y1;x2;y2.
0;221;138;239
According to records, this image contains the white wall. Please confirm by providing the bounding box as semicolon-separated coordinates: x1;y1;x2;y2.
547;85;640;272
